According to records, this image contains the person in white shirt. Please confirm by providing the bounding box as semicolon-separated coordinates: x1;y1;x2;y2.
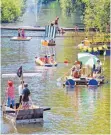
18;81;24;105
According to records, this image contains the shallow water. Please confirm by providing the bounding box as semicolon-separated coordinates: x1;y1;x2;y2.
1;0;110;134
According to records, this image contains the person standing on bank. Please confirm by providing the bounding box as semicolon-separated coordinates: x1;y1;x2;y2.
22;83;31;109
18;81;24;105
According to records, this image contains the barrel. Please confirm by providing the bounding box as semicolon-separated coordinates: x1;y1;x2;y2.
65;79;75;88
88;79;98;86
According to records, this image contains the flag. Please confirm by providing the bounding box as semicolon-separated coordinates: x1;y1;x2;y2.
17;66;22;77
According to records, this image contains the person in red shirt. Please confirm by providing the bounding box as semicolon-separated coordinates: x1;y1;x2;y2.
71;61;82;78
6;80;15;108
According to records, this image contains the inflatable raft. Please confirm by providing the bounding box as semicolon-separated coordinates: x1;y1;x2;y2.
35;57;57;67
64;76;104;88
2;103;50;124
10;37;32;41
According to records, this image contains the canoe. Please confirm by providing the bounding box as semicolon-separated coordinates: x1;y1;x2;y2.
10;37;32;41
35;57;57;67
2;103;50;124
64;76;104;87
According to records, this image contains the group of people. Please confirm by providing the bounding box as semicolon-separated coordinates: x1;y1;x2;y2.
71;60;102;78
51;16;65;35
18;28;25;38
5;80;31;109
40;54;55;64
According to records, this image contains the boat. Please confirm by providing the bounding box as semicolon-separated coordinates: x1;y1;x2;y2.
63;76;104;88
2;103;50;124
78;43;110;56
35;57;57;67
48;40;56;46
10;37;32;41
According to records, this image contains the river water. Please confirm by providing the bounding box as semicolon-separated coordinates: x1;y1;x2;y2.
1;0;110;134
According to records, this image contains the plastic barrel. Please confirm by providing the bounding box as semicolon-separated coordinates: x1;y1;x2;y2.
106;50;110;56
65;79;75;88
88;79;98;86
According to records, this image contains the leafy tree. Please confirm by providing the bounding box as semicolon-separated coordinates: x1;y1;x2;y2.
1;0;24;22
84;0;110;32
59;0;110;32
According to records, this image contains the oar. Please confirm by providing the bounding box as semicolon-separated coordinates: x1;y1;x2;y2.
57;66;74;82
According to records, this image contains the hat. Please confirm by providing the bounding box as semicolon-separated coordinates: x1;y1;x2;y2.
8;80;13;87
74;61;80;65
97;60;100;63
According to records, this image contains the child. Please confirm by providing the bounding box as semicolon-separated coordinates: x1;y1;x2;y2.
6;80;15;108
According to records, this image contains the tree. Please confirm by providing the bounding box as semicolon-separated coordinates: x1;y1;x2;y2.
83;0;110;32
1;0;24;23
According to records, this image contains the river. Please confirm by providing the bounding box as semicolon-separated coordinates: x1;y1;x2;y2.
1;0;110;134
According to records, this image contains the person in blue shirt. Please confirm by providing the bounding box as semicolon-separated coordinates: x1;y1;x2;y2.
22;83;30;109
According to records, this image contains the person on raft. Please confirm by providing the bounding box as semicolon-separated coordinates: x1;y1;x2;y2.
51;17;65;35
71;61;82;78
44;55;49;64
6;80;15;108
18;28;21;37
54;17;61;34
18;28;25;38
83;37;90;46
18;81;24;105
44;55;54;64
21;29;25;38
21;83;31;109
92;60;102;77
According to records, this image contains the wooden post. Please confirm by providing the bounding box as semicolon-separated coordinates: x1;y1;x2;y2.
21;72;24;89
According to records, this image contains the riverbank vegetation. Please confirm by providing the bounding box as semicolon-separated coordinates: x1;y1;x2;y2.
1;0;26;23
59;0;110;32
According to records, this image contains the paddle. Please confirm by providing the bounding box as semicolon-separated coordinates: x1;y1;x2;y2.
57;66;74;82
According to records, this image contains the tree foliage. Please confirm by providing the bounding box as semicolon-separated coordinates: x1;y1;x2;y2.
83;0;110;32
59;0;110;32
1;0;24;23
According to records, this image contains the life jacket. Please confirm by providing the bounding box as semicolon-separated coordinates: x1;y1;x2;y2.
74;71;81;78
42;40;48;46
50;57;54;63
40;57;45;62
44;57;49;63
84;39;90;46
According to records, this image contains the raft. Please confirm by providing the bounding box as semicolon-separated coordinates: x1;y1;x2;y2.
78;44;110;56
10;37;32;41
41;39;56;46
64;76;104;87
2;103;50;124
48;41;56;46
35;57;57;67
